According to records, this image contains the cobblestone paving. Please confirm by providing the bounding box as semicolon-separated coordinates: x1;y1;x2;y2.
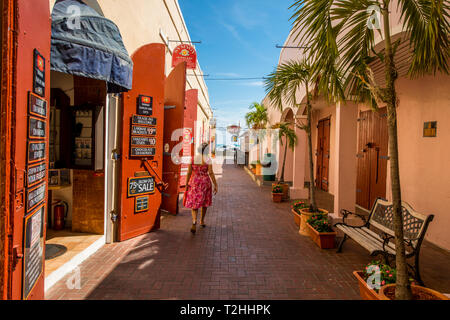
46;165;450;300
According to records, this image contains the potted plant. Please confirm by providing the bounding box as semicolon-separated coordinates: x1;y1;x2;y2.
265;60;327;236
291;201;308;227
306;214;336;249
255;160;262;176
272;184;283;203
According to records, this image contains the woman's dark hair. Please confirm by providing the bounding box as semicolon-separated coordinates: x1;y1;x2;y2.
198;142;210;154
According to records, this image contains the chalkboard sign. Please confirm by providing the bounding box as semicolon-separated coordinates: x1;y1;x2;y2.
128;176;155;197
132;114;157;126
28;92;47;118
26;182;46;213
131;136;156;146
27;141;46;164
22;204;44;299
135;195;149;213
137;95;153;116
28;116;46;139
27;162;46;187
33;49;46;97
131;147;156;157
131;125;156;136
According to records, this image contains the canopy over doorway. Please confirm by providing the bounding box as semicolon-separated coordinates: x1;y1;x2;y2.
50;0;133;93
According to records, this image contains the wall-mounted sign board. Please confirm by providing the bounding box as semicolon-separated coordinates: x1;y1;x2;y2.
27;141;46;164
28;92;47;119
28;116;46;139
132;114;157;126
33;49;46;97
26;182;46;213
22;204;45;300
27;162;46;187
137;95;153;116
130;147;156;157
128;176;155;197
131;136;156;146
135;195;149;213
131;125;156;136
172;44;197;70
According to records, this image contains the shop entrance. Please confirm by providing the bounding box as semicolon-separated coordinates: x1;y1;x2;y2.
356;108;388;210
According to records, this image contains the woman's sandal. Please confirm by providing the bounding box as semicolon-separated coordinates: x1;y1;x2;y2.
190;223;197;234
200;222;206;228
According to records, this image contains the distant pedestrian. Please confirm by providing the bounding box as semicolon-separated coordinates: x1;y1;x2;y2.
234;148;238;166
184;143;218;234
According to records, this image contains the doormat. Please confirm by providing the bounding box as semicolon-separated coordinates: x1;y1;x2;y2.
45;244;68;260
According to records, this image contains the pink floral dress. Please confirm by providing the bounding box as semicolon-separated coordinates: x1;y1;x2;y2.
184;164;212;209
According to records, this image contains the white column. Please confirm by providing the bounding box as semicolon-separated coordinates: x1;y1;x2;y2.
332;101;358;219
290;116;309;199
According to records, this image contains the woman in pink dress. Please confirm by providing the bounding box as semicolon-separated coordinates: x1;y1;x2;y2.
184;143;218;234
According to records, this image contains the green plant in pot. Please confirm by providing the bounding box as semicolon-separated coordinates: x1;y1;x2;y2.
306;214;336;249
291;200;308;227
272;184;283;203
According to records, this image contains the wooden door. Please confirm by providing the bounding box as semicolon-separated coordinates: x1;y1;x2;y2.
118;44;166;242
315;118;330;191
356;108;388;209
1;0;51;299
161;62;186;215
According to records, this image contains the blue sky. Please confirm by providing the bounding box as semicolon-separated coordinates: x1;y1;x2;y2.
179;0;293;144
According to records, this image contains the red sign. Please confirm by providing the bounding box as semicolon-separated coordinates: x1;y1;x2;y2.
172;44;197;70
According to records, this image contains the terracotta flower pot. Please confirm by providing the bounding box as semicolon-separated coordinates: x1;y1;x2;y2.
353;271;382;300
272;182;289;200
272;193;282;203
255;163;262;175
307;223;336;249
379;284;449;300
291;209;301;227
298;208;328;236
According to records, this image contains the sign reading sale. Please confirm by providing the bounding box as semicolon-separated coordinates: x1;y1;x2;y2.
172;44;197;70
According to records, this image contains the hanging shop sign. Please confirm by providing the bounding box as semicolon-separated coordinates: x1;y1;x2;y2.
172;44;197;70
28;116;46;139
132;114;157;126
135;195;149;213
27;141;46;164
28;92;47;118
131;136;156;146
33;49;46;97
27;162;47;187
137;95;153;116
130;147;156;157
26;182;46;213
131;125;156;136
127;176;155;197
22;204;45;300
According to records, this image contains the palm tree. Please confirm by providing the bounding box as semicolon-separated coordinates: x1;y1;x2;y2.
272;122;298;183
264;60;319;212
245;102;269;161
291;0;449;299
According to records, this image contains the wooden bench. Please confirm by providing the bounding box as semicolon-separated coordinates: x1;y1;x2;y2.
334;198;434;286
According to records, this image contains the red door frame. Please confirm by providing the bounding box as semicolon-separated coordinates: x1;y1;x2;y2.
118;44;166;242
0;0;51;299
161;62;186;215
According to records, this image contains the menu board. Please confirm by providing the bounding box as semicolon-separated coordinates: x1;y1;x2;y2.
135;196;149;213
131;125;156;136
33;49;46;97
131;147;156;157
26;182;46;213
27;162;46;187
131;136;156;146
132;115;157;126
23;204;45;299
28;116;46;139
27;141;46;163
28;92;47;118
137;95;153;116
128;176;155;197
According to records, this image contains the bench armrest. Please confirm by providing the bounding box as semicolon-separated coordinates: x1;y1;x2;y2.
340;209;367;226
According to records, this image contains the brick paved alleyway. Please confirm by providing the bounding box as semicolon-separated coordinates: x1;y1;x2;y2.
46;165;450;300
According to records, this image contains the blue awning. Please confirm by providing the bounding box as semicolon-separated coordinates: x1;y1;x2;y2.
51;0;133;93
